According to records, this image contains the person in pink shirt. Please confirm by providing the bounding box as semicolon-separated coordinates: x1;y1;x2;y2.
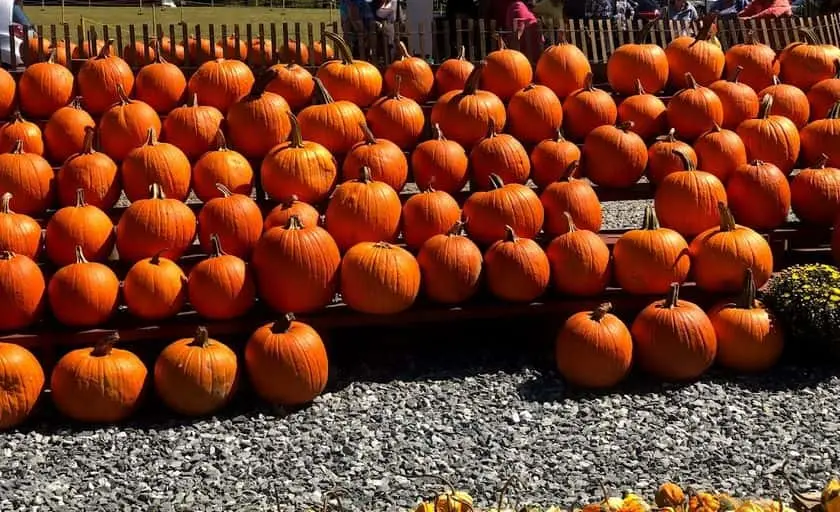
506;0;544;61
739;0;793;18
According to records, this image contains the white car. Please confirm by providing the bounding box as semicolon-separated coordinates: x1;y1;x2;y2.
0;0;36;68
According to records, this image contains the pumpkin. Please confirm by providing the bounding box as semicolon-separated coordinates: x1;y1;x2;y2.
583;121;648;188
276;39;311;65
807;60;840;121
484;225;550;302
481;37;533;102
462;173;544;246
708;66;760;129
342;122;409;191
736;94;801;175
192;130;254;202
315;32;382;107
154;326;238;416
45;188;114;266
655;483;687;509
410;123;469;194
758;76;810;129
607;23;670;96
218;35;248;60
98;85;162;162
546;212;611;296
366;75;425;151
801;100;840;167
19;49;75;119
77;40;135;115
0;140;55;215
0;68;15;119
187;58;255;115
341;241;420;314
562;72;618;141
693;123;748;183
161;93;224;161
264;195;321;231
121;127;191;202
197;183;263;259
470;119;531;189
647;128;697;184
613;205;691;295
253;215;341;313
709;268;784;372
416;220;482;304
122;40;157;67
311;40;335;65
246;38;273;66
0;111;44;156
73;39;106;60
0;252;45;331
245;314;328;405
21;36;52;66
779;28;840;91
724;31;778;92
431;61;507;149
44;97;96;164
790;154;840;225
540;161;602;235
664;16;725;88
116;183;197;262
0;342;44;429
0;193;41;259
689;202;774;292
654;149;727;237
56;127;120;210
265;62;314;111
555;302;633;388
507;83;564;145
188;234;256;320
726;160;791;230
226;68;292;159
631;283;717;381
324;166;401;252
156;37;184;64
384;41;434;103
667;72;725;141
186;36;224;64
402;186;461;251
47;245;120;327
123;250;187;321
297;77;366;155
530;129;582;189
435;46;474;95
616;80;667;141
535;31;592;99
134;45;187;115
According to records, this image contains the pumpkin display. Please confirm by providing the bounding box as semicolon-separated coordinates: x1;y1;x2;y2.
366;75;425;150
134;45;187;115
693;123;748;182
324;166;402;252
44;97;96;164
246;38;274;67
218;36;248;61
708;66;760;129
264;195;321;231
316;32;382;107
667;72;725;140
726;160;791;230
607;23;669;95
807;60;840;121
123;251;188;321
18;49;75;119
779;28;840;91
265;62;314;111
0;193;41;259
384;41;434;103
197;183;263;259
484;225;550;302
192;130;254;202
540;161;602;235
56;127;120;210
709;268;784;372
0;252;45;331
155;37;183;63
690;202;774;292
341;241;421;314
546;212;611;296
188;234;256;320
0;140;55;215
555;303;633;389
0;112;44;156
253;215;341;313
48;245;120;327
790;154;840;225
617;80;667;141
583;122;648;188
411;124;469;194
469;119;531;188
275;39;310;65
506;83;564;145
402;186;461;251
664;16;725;88
297;77;366;155
116;183;197;262
562;72;618;141
431;61;507;148
0;342;44;429
245;314;328;406
462;173;544;246
631;283;718;381
122;40;157;67
98;85;162;162
647;128;697;184
737;95;801;175
45;188;114;266
416;221;482;304
0;68;15;119
724;31;779;92
226;68;292;159
800;100;840;167
154;326;238;416
480;37;533;101
185;36;224;64
121;128;191;202
530;129;582;189
613;205;691;295
654;149;727;237
758;76;810;129
342;122;409;191
435;46;474;95
187;58;255;114
535;31;592;99
161;93;224;161
76;40;135;115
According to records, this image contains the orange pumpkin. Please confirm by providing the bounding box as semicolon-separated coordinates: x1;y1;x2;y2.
800;100;840;167
161;93;224;161
583;121;648;188
647;128;697;184
76;40;135;115
0;192;42;260
265;62;314;111
607;22;670;95
708;65;760;129
384;41;434;103
736;94;801;175
197;183;263;259
470;119;531;188
0;68;15;119
263;195;321;231
0;111;44;156
342;122;409;191
546;212;611;296
654;149;727;237
462;173;544;246
666;72;725;141
123;251;188;321
45;188;114;266
340;241;421;314
297;77;366;155
417;221;483;305
191;130;254;202
562;72;618;142
507;83;564;145
315;32;382;107
134;45;188;114
0;252;45;331
664;16;725;88
484;225;550;303
535;32;592;99
724;30;778;92
480;37;533;102
758;76;810;129
435;46;475;95
0;342;44;429
187;58;255;114
226;68;292;159
616;79;667;141
121;127;191;202
56;127;120;210
116;183;197;262
807;60;840;121
44;97;96;165
0;140;55;215
779;27;840;91
188;234;256;320
98;85;162;162
726;160;791;230
18;49;75;119
790;154;840;225
365;75;425;150
410;123;469;194
693;123;748;182
402;186;461;251
47;245;120;327
540;161;602;236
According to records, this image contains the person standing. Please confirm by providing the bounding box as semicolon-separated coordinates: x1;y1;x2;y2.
340;0;375;55
506;0;544;60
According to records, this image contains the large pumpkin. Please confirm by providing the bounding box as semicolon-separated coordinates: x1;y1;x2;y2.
192;131;254;202
366;75;425;150
666;72;725;141
790;154;840;225
384;41;434;103
188;234;256;320
45;188;115;266
19;49;75;119
530;129;581;189
197;183;263;259
664;16;725;88
470;119;531;189
507;83;564;145
98;85;162;162
0;342;44;429
607;22;669;95
801;100;840;167
616;80;667;141
540;161;602;236
724;30;778;92
123;251;188;321
708;66;760;129
583;121;648;188
187;58;255;114
0;252;45;331
47;245;120;327
161;93;224;161
226;68;292;159
726;160;791;230
340;241;421;314
56;127;120;210
535;31;592;99
545;213;611;297
692;123;748;183
0;140;55;215
342;122;409;191
736;94;801;175
297;77;366;155
0;193;41;259
134;46;188;114
315;32;382;107
410;124;469;194
654;149;727;237
416;221;483;305
462;173;544;246
77;40;135;115
562;72;617;142
480;37;533;102
121;127;191;202
116;183;197;262
779;28;840;91
484;225;550;303
758;76;810;129
44;97;96;165
435;46;475;95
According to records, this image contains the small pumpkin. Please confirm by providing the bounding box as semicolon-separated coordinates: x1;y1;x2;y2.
123;250;188;321
726;160;791;230
384;41;434;103
0;139;55;215
737;94;801;175
226;68;293;159
366;75;425;150
410;124;469;194
655;483;687;510
666;72;725;141
18;49;75;119
583;121;648;188
470;119;531;189
530;129;581;189
616;79;667;141
480;36;533;101
0;193;42;260
315;32;382;107
758;75;810;129
134;43;188;114
47;245;120;327
0;111;44;156
484;225;550;303
192;130;254;202
535;31;592;99
197;183;263;259
161;93;224;161
693;123;748;183
76;40;135;115
265;62;314;111
647;128;697;184
0;342;44;429
562;72;618;142
0;252;45;331
263;195;321;231
187;57;255;114
790;154;840;225
417;221;483;305
546;212;611;296
297;77;366;155
507;83;564;145
724;30;778;92
98;85;162;162
45;188;114;266
121;127;192;202
402;186;461;251
435;46;475;95
56;127;119;210
708;65;760;129
801;99;840;167
654;149;727;237
188;234;256;320
342;122;409;192
540;161;602;236
44;97;96;165
340;241;421;314
116;183;197;263
807;60;840;122
462;173;544;246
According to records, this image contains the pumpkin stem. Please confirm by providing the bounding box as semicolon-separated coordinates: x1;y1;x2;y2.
81;126;97;154
634;78;646;96
797;27;820;45
561;161;580;181
0;250;14;260
208;233;226;257
187;92;200;107
74;188;87;208
372;241;393;249
287;111;304;147
590;302;613;322
503;224;518;242
270;312;297;333
736;268;757;310
69;96;85;110
684;72;699;90
495;476;519;512
324;31;354;64
709;122;722;133
148;249;168;265
671;148;696;171
284;214;305;231
813;154;830;168
361;122;377;145
758;94;774;119
249;67;279;97
389;74;404;99
663;282;681;309
151;38;167;64
641;205;661;230
74;244;89;264
144;127;158;146
10;139;23;154
187;326;211;347
462;60;486;95
214;130;230;151
149;182;166;200
358;166;373;183
311;77;335;105
583;71;594;91
430;123;446;141
215;183;234;198
696;13;718;41
115;83;131;104
90;332;121;357
616;121;634;132
281;194;300;208
97;39;115;59
10;110;23;123
494;33;507;51
553;128;567;142
745;30;757;45
656;128;677;143
562;211;577;233
45;47;58;64
488;173;505;190
717;201;736;232
826;100;840;120
637;19;657;43
730;65;744;83
484;118;498;139
446;220;466;236
771;75;781;86
0;192;12;213
455;45;465;60
396;40;411;59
